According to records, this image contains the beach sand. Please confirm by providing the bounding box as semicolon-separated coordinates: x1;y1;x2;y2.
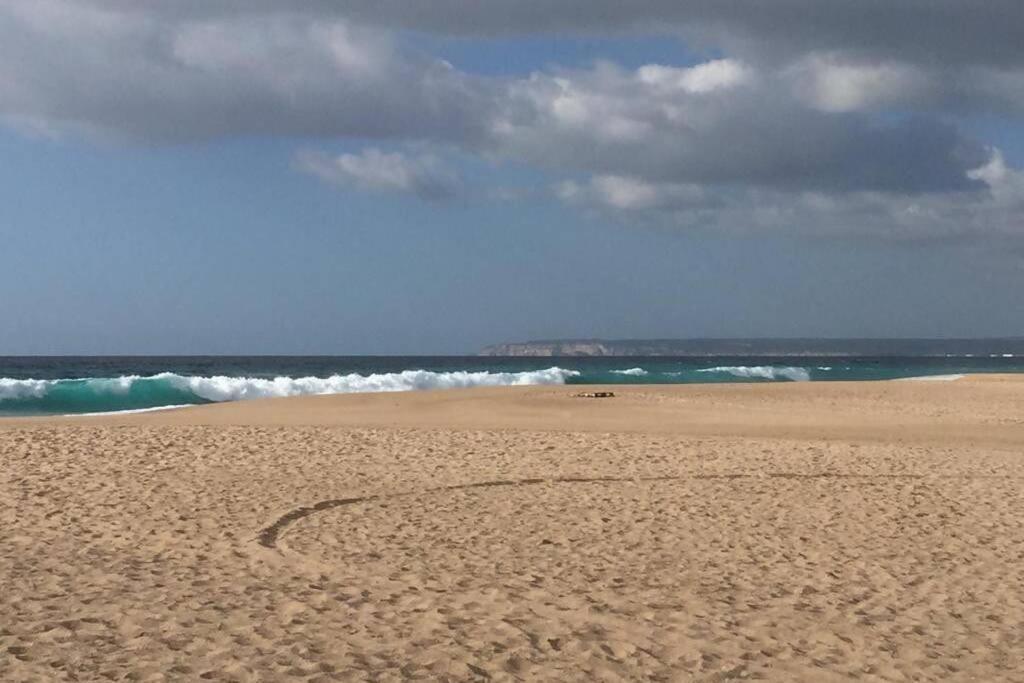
2;376;1023;681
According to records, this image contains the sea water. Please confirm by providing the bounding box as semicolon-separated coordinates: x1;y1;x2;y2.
1;355;1021;416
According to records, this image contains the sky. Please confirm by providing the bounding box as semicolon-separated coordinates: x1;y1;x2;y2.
1;1;1022;354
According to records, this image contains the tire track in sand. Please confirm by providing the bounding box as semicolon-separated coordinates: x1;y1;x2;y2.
254;471;1004;549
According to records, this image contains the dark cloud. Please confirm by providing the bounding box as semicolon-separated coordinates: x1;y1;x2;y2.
489;62;988;193
262;1;1024;68
77;1;1024;69
0;3;493;143
0;0;1020;238
561;151;1024;241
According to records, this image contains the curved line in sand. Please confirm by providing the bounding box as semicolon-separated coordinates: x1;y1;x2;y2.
254;472;977;549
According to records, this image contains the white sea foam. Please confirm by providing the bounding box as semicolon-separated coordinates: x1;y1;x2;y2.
696;365;811;381
0;367;580;403
898;374;965;381
70;404;198;417
159;368;578;401
0;375;142;400
610;368;648;376
0;378;51;400
0;368;581;410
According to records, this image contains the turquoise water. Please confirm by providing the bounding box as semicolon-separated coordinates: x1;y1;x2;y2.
1;355;1021;416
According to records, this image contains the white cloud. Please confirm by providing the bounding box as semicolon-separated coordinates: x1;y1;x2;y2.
0;3;1003;197
585;176;707;211
558;150;1024;240
785;54;1024;116
968;150;1024;208
297;148;460;200
637;59;752;94
787;56;928;113
0;0;1021;240
591;176;661;210
490;60;986;194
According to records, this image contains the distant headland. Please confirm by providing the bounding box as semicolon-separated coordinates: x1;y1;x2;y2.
478;338;1024;357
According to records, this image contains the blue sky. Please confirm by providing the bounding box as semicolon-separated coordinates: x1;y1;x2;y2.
1;2;1022;354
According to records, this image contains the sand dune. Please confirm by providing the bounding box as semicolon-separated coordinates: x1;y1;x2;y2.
2;377;1023;680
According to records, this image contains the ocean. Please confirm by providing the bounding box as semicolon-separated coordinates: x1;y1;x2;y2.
1;355;1022;417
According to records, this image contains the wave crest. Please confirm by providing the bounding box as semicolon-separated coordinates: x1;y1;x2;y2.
0;368;580;415
696;365;811;381
610;368;648;376
160;368;578;401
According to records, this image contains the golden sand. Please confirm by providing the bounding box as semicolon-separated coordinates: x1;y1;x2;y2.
2;376;1023;681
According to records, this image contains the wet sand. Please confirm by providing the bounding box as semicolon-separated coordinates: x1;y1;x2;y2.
2;376;1023;681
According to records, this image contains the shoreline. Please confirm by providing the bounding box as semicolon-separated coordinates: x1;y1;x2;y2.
4;375;1022;448
10;370;977;419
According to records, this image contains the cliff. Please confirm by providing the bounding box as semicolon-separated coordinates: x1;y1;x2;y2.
479;341;618;357
478;338;1024;357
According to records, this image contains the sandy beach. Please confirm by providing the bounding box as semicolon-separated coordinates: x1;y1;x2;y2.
2;376;1023;681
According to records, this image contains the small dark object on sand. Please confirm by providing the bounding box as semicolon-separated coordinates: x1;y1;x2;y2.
575;391;615;398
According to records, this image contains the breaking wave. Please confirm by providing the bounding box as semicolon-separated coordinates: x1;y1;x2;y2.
695;365;812;382
610;368;649;376
0;368;579;416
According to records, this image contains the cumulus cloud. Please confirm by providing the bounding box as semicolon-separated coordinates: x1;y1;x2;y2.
287;1;1024;69
490;61;987;194
786;55;1024;117
787;57;930;113
0;0;1022;239
636;59;753;94
297;149;460;201
0;0;491;142
559;152;1024;240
